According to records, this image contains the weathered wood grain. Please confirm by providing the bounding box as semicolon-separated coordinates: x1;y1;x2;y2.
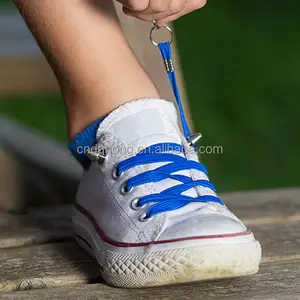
0;206;72;249
0;242;99;292
1;220;300;292
253;221;300;263
1;261;300;299
1;188;300;249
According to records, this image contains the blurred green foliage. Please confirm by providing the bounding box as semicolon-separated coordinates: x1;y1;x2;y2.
174;0;300;191
1;0;299;191
0;0;12;6
0;93;66;141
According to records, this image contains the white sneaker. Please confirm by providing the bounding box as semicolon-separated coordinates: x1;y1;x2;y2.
73;98;261;288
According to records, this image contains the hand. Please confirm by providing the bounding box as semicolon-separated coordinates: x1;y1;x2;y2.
117;0;206;26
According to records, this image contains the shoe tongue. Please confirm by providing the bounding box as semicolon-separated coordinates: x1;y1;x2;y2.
96;98;182;156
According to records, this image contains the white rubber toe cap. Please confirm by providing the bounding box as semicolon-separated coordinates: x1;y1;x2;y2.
158;213;248;241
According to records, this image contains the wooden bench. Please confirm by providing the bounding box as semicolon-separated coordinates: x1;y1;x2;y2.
0;188;300;299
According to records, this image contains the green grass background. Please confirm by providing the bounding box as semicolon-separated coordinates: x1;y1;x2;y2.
1;0;300;192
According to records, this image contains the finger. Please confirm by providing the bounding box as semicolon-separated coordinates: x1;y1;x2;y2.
116;0;149;11
156;0;206;25
122;0;186;21
142;0;172;13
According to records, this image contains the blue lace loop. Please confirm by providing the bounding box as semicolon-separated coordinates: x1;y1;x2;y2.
116;143;223;218
115;41;223;218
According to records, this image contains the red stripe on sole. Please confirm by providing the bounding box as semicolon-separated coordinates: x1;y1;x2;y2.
74;202;252;248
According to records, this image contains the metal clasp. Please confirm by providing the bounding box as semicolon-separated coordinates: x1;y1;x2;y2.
150;20;173;46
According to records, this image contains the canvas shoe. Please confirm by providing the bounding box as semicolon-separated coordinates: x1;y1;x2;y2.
72;98;261;288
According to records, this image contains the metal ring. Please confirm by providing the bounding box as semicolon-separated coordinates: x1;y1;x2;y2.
139;212;152;222
152;20;159;29
120;182;133;195
150;23;173;46
130;198;145;211
112;166;123;180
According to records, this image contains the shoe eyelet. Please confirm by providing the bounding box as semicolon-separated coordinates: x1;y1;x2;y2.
120;182;133;195
130;198;145;211
112;166;123;179
139;213;152;222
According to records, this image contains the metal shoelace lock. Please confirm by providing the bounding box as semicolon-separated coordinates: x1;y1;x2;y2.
150;21;202;147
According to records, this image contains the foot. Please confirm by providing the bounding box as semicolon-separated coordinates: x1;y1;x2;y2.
73;98;261;288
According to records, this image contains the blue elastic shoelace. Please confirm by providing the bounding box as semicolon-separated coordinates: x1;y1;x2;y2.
116;143;223;218
114;42;223;219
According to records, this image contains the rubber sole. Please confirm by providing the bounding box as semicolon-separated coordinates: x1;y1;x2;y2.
74;209;262;288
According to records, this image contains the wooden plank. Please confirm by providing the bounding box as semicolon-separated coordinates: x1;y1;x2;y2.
253;221;300;263
1;261;300;299
0;206;72;249
0;149;24;212
1;188;300;248
0;242;98;292
0;118;81;211
0;9;59;94
0;58;58;94
1;221;300;291
0;146;74;213
0;10;41;57
221;188;300;220
0;118;82;181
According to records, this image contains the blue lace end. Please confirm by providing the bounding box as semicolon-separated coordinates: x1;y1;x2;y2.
158;42;191;139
